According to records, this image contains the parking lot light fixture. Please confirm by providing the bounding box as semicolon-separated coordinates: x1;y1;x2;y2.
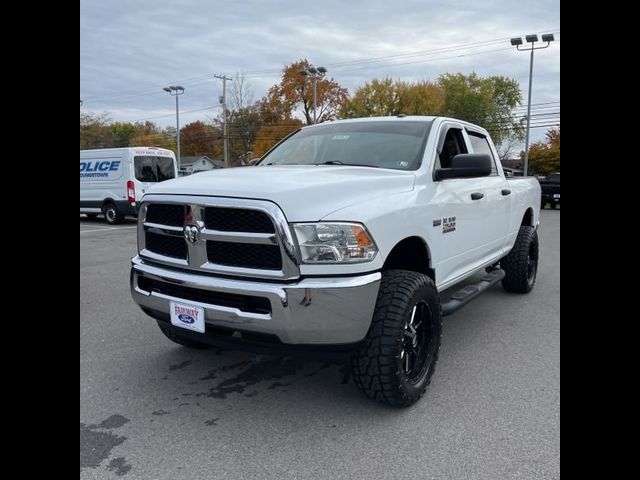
511;33;555;176
163;86;185;170
298;65;327;124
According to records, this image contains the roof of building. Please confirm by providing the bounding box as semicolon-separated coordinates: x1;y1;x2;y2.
179;156;225;168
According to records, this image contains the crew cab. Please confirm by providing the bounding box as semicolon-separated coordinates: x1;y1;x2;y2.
130;116;541;407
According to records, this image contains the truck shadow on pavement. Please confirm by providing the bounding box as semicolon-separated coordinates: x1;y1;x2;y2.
153;347;355;403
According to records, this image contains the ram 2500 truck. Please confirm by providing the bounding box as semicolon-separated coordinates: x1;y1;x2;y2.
130;116;541;407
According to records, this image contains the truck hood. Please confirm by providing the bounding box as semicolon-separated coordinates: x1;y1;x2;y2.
145;165;415;221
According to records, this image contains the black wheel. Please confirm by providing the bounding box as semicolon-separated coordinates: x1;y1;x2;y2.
351;270;442;407
103;203;124;225
157;324;210;349
549;202;556;209
501;225;539;293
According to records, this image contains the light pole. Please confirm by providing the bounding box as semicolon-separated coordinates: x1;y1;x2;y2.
510;33;555;176
163;85;185;171
299;65;327;124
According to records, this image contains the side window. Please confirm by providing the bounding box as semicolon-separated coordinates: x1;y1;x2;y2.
467;131;498;175
437;127;467;169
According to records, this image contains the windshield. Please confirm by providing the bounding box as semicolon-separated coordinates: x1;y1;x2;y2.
134;156;176;182
259;121;432;170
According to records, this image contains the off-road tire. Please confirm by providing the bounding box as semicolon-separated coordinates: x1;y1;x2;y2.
351;270;442;407
501;225;539;293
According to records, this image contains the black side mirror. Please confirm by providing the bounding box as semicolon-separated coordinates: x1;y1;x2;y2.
435;153;493;180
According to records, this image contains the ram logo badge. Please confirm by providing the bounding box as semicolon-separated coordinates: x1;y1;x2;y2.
183;224;200;244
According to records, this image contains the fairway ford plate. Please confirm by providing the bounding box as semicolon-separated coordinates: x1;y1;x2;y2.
170;301;205;333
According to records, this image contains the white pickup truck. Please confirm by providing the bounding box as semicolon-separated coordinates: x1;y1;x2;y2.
130;116;541;407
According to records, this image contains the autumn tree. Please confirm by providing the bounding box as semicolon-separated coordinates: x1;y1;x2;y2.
179;121;220;157
252;118;304;158
340;78;445;117
128;121;176;151
266;59;348;125
81;113;177;152
524;128;560;175
437;72;524;146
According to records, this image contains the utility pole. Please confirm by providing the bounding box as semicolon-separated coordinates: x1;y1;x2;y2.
214;74;232;167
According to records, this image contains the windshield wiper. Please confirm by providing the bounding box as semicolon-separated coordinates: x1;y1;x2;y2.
314;161;379;168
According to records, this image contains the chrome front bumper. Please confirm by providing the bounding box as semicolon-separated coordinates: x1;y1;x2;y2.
130;256;381;345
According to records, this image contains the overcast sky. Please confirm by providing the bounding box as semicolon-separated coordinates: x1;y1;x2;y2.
80;0;559;145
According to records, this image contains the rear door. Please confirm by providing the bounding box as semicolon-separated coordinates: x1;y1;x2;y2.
465;128;510;255
132;153;177;201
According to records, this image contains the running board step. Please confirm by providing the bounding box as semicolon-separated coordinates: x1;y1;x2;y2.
441;269;505;316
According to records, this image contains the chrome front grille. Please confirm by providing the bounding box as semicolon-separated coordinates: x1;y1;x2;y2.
137;195;300;280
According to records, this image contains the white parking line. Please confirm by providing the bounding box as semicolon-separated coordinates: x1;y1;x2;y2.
80;226;137;234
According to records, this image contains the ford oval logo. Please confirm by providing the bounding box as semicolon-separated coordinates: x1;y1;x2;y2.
177;313;195;324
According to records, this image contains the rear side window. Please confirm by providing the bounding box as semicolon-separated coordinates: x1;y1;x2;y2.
134;156;176;182
467;132;498;175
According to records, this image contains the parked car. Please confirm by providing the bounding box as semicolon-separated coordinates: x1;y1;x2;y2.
539;172;560;209
129;116;541;407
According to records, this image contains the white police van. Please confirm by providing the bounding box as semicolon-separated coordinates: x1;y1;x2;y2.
80;147;178;224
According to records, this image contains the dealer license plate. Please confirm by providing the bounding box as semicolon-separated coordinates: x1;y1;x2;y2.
170;301;205;333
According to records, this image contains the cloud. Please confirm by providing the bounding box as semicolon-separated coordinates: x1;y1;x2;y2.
80;0;559;143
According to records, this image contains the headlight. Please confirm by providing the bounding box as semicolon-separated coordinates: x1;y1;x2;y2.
292;222;378;264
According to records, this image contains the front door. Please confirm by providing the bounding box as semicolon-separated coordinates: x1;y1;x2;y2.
428;123;500;287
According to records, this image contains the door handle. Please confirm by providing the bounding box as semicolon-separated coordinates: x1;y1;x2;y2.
471;192;484;200
501;189;511;196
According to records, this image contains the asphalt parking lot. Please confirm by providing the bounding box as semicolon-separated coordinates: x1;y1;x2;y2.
80;211;560;480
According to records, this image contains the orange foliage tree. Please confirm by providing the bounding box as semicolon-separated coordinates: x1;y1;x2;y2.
179;121;221;157
266;59;348;125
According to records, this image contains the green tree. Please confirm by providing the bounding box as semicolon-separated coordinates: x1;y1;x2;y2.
524;129;560;175
341;78;445;118
437;72;523;145
80;112;114;149
108;122;137;147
